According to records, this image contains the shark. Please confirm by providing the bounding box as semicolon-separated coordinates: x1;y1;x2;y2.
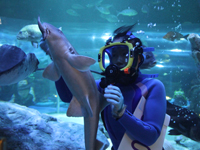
37;17;109;150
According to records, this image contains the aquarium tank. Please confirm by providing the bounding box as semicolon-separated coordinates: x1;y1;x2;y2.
0;0;200;149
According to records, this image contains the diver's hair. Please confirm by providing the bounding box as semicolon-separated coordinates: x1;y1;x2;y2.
112;24;136;40
113;24;136;38
112;23;143;47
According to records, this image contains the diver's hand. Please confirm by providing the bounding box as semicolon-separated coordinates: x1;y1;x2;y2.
104;85;126;119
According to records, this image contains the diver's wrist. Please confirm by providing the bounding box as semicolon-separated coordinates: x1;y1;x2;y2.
112;104;127;120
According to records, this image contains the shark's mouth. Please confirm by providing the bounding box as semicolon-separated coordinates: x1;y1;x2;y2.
38;16;47;40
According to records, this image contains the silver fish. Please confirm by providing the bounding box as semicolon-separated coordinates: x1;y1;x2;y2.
100;14;118;23
117;8;138;16
96;4;112;15
38;17;108;150
17;24;42;48
66;9;80;16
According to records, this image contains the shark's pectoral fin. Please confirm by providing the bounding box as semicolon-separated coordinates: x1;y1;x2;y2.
43;62;60;81
67;96;93;117
67;55;96;72
95;139;104;150
31;41;38;48
99;92;109;113
168;129;182;135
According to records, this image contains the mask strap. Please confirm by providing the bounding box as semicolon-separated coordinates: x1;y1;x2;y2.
139;73;159;78
143;47;155;52
105;37;113;45
126;31;136;40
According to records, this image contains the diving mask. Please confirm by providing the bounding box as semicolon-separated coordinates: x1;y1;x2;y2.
93;30;157;88
98;41;137;74
97;41;144;88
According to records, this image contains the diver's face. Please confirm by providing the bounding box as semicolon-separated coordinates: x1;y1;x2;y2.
111;37;128;68
18;89;29;98
111;48;128;69
112;37;141;70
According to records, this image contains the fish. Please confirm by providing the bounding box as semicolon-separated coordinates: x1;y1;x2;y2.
140;51;157;69
86;0;104;8
66;9;80;16
167;101;200;142
0;44;39;86
96;4;112;15
117;8;138;16
163;31;189;41
71;4;85;9
100;14;118;23
38;17;109;150
141;5;149;13
17;24;42;48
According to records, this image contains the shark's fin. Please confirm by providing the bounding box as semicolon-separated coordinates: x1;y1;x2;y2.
43;62;60;81
95;139;104;150
183;34;189;40
67;55;96;72
98;92;109;113
168;129;182;135
31;41;38;48
67;96;93;117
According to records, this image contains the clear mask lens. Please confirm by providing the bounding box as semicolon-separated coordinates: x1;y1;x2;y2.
102;45;130;69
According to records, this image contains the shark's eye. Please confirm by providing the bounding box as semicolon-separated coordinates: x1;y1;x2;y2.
69;47;75;54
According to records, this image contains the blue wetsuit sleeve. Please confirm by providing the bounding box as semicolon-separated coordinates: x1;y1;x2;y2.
55;78;102;103
55;77;72;103
118;79;166;146
96;79;104;93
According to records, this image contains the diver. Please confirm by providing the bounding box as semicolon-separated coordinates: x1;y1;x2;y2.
14;80;36;107
0;80;36;107
55;24;168;150
0;84;17;102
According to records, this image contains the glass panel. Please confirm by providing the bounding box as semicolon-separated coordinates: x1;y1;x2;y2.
0;1;199;149
103;52;110;69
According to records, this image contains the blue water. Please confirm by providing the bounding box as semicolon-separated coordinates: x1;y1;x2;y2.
0;1;200;148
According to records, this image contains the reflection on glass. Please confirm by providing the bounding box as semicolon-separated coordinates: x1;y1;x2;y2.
104;52;110;68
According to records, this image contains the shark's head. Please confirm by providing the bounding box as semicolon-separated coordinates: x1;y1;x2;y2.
38;16;64;42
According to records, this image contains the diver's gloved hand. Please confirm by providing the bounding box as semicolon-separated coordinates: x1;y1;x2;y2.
104;85;127;119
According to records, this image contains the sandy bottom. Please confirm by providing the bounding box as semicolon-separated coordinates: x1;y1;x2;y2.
49;113;84;124
49;113;196;150
49;113;113;150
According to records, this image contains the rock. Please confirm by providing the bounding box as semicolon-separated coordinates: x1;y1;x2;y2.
0;102;109;150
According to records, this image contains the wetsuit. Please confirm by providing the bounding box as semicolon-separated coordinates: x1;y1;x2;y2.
14;93;35;107
55;76;166;150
